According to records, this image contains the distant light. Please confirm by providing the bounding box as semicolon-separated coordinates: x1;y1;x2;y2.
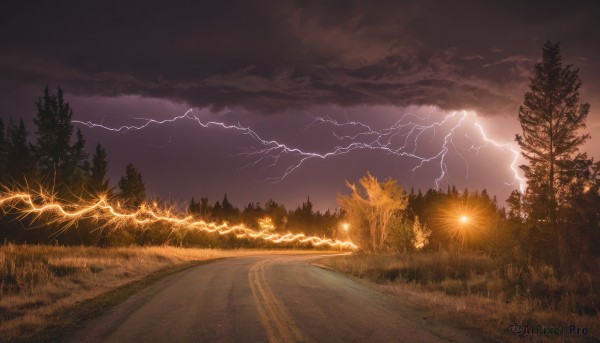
342;223;350;231
459;215;469;224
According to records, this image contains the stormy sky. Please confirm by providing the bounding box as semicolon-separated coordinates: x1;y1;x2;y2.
1;0;599;211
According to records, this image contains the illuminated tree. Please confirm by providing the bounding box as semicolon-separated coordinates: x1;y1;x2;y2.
264;199;287;229
412;216;430;249
118;163;146;207
516;41;592;269
338;172;408;251
258;216;275;231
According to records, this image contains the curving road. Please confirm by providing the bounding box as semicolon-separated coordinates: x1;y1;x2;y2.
69;255;483;343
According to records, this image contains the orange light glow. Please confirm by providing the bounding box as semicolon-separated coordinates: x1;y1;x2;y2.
434;199;489;248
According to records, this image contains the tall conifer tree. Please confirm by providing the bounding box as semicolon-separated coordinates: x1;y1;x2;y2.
516;41;591;269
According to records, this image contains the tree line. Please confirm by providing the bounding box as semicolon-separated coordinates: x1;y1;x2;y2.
339;42;600;275
0;91;341;247
0;87;146;204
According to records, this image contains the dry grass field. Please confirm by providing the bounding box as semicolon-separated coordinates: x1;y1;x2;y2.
0;244;328;342
319;252;600;342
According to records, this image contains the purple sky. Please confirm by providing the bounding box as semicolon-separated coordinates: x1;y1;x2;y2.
1;1;599;211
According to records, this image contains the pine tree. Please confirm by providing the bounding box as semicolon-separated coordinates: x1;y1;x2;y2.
68;129;90;196
90;143;110;194
188;197;201;215
221;194;234;217
515;41;591;269
212;201;222;220
199;197;211;217
118;163;146;207
6;119;34;182
506;190;523;222
33;87;74;178
32;87;88;194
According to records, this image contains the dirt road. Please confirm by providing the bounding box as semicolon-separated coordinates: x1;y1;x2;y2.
70;255;483;342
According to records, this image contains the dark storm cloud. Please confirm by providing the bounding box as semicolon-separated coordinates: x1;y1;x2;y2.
1;0;599;114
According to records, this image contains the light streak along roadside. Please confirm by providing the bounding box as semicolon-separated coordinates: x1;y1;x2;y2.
0;190;357;250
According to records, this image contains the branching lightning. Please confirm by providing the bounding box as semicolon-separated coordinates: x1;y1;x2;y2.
73;109;525;191
0;188;357;250
472;122;526;192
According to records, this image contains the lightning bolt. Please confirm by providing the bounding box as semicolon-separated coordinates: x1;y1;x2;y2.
0;189;357;250
472;121;526;193
73;108;525;191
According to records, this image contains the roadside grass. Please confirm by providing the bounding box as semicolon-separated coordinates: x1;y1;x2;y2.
0;243;331;342
319;252;600;342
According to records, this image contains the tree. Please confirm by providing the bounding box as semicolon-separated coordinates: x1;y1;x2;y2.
515;41;591;269
264;199;287;229
199;197;211;217
68;129;90;195
118;163;146;207
188;197;200;215
289;196;315;233
32;87;88;194
221;194;233;211
412;216;430;249
212;201;223;220
505;190;523;223
90;143;110;194
220;193;238;220
337;172;408;251
33;87;73;177
6;118;34;182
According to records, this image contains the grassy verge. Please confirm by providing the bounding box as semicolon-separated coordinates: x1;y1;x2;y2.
319;252;600;342
0;244;331;342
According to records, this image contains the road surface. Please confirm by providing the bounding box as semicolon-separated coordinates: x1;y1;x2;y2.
70;255;484;342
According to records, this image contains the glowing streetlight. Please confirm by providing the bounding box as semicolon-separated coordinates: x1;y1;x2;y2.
342;223;350;231
439;199;488;251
